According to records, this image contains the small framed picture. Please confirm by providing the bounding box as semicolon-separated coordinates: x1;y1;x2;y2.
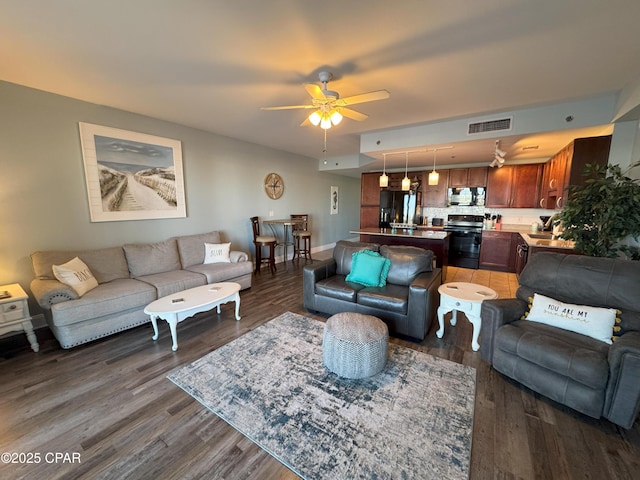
330;186;339;215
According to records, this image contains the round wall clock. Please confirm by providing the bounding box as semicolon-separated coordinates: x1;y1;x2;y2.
264;172;284;199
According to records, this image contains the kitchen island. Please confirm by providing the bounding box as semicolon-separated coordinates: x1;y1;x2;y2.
350;227;450;273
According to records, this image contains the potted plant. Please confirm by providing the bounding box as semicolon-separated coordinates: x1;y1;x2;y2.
559;161;640;259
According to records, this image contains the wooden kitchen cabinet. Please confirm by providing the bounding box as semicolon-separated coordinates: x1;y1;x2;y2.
469;167;488;187
485;164;542;208
485;166;513;208
360;173;381;228
385;172;406;191
511;163;543;208
422;169;449;207
540;135;611;209
360;206;381;229
361;172;381;205
479;230;517;272
448;167;488;187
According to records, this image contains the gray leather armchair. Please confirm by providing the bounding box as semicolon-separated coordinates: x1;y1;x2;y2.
303;241;441;341
480;252;640;428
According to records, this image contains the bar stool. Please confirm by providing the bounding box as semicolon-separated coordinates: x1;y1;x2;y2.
250;216;276;274
291;214;312;262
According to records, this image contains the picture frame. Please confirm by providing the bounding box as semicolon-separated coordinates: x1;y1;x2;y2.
78;122;186;222
330;186;339;215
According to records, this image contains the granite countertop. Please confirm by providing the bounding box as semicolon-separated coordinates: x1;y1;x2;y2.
351;227;449;240
519;232;575;249
496;224;575;249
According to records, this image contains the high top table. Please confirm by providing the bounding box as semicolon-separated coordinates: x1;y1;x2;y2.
144;282;241;351
436;282;498;351
263;218;305;262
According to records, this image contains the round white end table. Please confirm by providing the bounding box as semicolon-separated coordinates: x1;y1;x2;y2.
436;282;498;351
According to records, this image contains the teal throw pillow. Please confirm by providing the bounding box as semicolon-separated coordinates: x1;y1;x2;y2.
345;250;391;287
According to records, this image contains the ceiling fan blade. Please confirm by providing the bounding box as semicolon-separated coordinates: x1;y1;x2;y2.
300;117;312;127
337;89;390;106
305;84;326;100
261;104;315;110
340;108;369;121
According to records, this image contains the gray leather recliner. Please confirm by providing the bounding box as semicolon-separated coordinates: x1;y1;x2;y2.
480;252;640;428
303;241;442;341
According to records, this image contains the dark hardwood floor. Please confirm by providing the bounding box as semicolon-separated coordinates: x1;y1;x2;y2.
1;255;638;479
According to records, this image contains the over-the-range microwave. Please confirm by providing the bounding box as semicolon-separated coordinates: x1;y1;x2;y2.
447;187;485;206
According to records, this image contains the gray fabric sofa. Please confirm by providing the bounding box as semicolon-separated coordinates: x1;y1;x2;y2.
30;231;252;349
480;252;640;428
303;241;442;341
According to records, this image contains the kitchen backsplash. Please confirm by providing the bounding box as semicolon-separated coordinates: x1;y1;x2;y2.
421;206;557;227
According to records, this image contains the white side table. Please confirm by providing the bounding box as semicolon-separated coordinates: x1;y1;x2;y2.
436;282;498;351
0;284;39;352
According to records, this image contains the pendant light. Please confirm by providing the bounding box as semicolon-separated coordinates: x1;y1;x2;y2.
402;152;411;191
379;153;389;187
428;149;440;185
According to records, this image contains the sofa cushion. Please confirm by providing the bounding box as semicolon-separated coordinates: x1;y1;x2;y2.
345;250;391;287
50;278;157;326
315;275;365;303
31;247;129;284
136;270;206;297
495;320;610;390
124;239;181;277
525;293;617;344
52;257;99;296
186;261;253;284
176;231;223;268
333;241;380;276
357;284;409;314
381;245;433;286
204;242;231;264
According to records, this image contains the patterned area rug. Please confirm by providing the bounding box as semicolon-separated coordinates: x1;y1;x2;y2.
168;312;476;479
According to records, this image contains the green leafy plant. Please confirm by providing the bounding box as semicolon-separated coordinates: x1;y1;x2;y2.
559;161;640;259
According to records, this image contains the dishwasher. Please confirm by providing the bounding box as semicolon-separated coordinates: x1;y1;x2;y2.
515;235;529;275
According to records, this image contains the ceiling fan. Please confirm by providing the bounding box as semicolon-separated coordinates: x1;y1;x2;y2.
261;71;390;129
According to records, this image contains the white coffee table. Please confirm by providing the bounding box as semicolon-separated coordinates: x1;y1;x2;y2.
144;282;241;351
436;282;498;351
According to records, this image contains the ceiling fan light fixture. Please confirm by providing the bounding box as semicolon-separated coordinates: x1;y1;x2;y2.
308;110;322;126
320;116;332;130
330;109;343;126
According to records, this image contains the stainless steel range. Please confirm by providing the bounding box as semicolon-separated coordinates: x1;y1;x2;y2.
445;214;484;269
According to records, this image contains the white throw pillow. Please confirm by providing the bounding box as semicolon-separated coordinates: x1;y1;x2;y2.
52;257;99;296
204;242;231;264
525;293;617;344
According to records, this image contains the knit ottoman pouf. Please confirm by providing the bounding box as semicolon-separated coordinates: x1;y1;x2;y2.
322;312;389;379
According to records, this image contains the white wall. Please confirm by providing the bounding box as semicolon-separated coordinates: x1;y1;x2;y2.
0;81;360;308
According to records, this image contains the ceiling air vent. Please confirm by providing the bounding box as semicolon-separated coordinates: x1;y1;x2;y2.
468;117;512;135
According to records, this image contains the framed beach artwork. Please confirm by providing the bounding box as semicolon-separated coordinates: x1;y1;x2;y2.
330;186;339;215
79;122;186;222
